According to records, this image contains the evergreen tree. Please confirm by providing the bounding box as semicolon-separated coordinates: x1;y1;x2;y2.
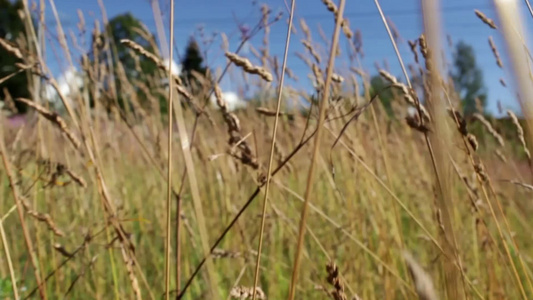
451;40;487;116
0;0;30;113
180;37;207;86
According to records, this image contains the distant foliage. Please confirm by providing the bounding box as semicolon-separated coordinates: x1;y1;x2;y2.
0;0;29;113
451;41;487;116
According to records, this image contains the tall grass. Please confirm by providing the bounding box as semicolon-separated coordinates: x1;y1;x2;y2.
0;0;533;299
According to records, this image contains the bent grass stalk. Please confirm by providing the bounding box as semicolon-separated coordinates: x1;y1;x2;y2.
165;0;175;298
251;0;297;299
288;1;346;298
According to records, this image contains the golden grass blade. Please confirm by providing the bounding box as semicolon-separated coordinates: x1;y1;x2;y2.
165;0;175;298
421;0;466;298
288;1;346;299
251;0;296;299
0;125;47;300
403;251;439;300
0;213;19;300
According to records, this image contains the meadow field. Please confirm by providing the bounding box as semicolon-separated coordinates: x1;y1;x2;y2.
1;0;533;299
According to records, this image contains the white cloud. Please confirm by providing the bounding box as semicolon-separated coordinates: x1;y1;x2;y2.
163;58;181;76
210;91;246;111
44;67;83;103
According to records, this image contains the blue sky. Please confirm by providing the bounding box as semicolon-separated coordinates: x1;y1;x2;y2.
39;0;533;116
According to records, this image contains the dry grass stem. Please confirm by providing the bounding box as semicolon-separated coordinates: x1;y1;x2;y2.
20;197;64;237
508;110;531;160
488;36;503;68
473;113;505;147
225;52;273;82
255;107;293;117
475;9;497;29
325;262;347;300
229;286;266;299
403;251;439;300
16;98;81;150
0;37;24;60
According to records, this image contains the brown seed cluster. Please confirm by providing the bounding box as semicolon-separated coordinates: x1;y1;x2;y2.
225;52;273;82
488;36;503;68
255;107;292;118
403;251;439;300
229;286;266;299
301;40;321;64
211;248;241;259
473;113;505;147
447;107;478;151
16;98;81;151
475;9;497;29
321;0;353;39
0;37;24;60
508;110;531;160
326;262;347;300
20;197;64;237
214;84;259;169
379;70;431;132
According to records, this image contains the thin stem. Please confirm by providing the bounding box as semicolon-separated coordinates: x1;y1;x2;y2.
0;216;19;300
176;127;319;299
251;0;296;299
0;131;47;300
165;0;175;298
287;1;346;299
525;0;533;19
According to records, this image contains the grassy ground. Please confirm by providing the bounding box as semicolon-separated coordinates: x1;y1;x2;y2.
1;0;533;299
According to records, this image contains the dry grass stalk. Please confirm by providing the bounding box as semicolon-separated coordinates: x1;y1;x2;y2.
300;18;311;41
301;40;321;64
340;18;353;39
448;107;479;151
467;134;479;151
16;98;81;150
447;107;467;136
321;0;352;39
0;37;24;60
474;163;488;182
225;52;273;82
508;110;531;160
20;197;64;237
496;149;507;162
505;180;533;191
406;114;431;133
409;39;419;63
472;113;505;147
331;73;344;83
214;84;259;169
288;1;346;298
475;9;497;29
326;262;347;300
418;34;428;59
120;38;183;85
379;70;431;121
38;159;87;188
211;248;240;259
229;286;266;299
322;0;337;13
403;251;439;300
53;243;74;258
312;64;324;88
488;36;503;68
120;244;141;300
255;107;292;117
0;123;47;299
